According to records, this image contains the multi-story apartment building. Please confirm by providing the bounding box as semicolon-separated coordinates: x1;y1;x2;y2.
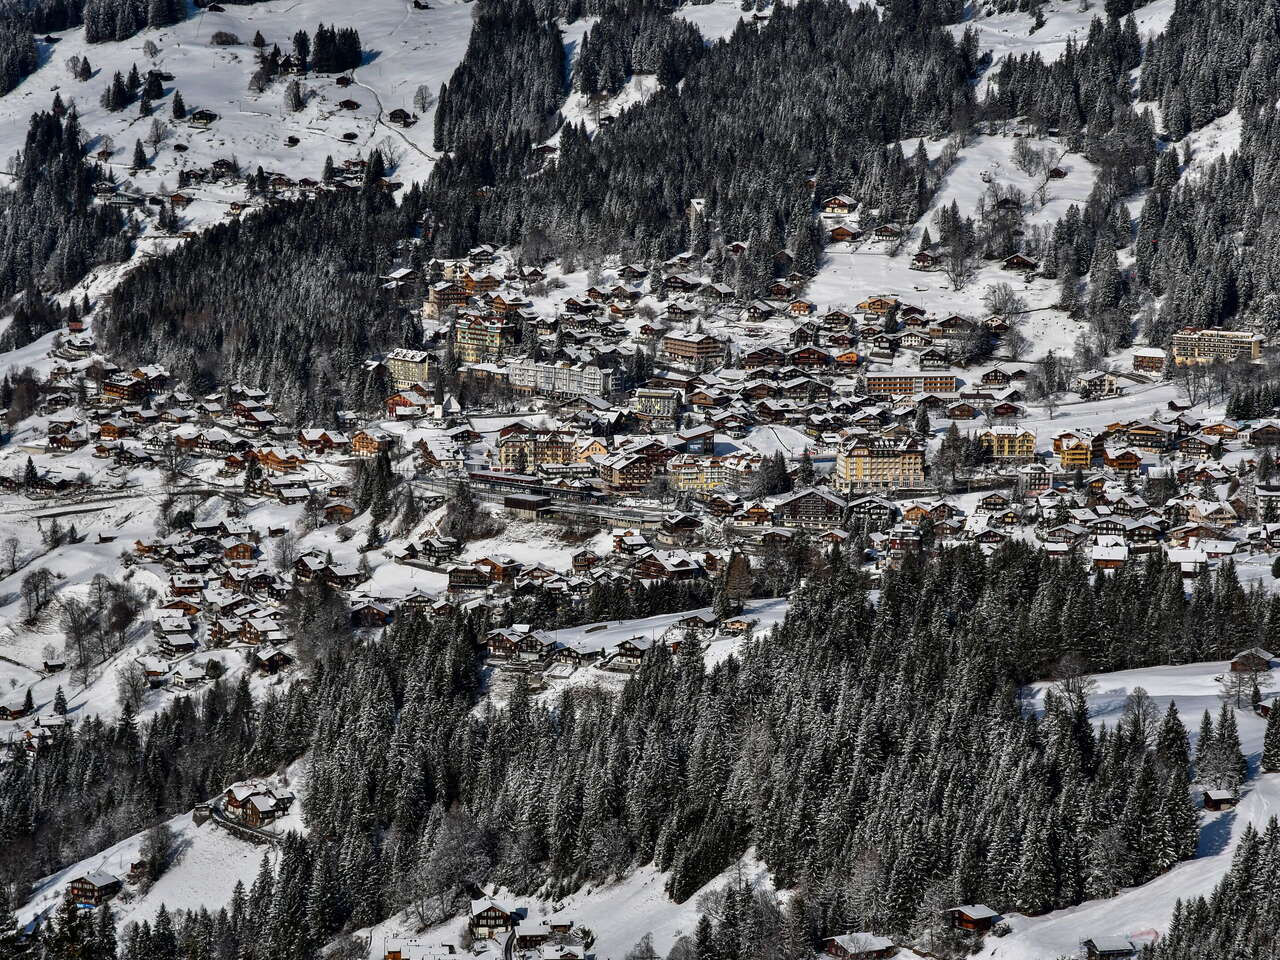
668;454;731;492
834;436;925;491
385;348;434;390
1171;327;1263;365
863;371;960;396
634;388;680;427
1057;437;1093;470
1132;347;1167;374
980;426;1037;462
426;281;470;316
453;316;516;364
598;451;654;492
506;358;613;398
497;427;576;471
660;331;727;371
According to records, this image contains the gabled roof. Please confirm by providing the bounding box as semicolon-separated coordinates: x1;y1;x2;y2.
1235;647;1274;661
76;871;121;888
948;904;998;920
826;934;894;953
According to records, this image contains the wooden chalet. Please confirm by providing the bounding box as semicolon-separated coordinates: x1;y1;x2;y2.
1203;789;1237;812
68;872;122;906
822;934;896;960
1251;422;1280;446
946;905;998;933
772;488;846;529
1081;939;1137;960
469;899;516;939
1001;253;1038;272
1231;648;1273;673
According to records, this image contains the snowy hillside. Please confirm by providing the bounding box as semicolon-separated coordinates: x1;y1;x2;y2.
953;0;1175;81
4;0;1274;958
976;660;1280;959
0;0;477;239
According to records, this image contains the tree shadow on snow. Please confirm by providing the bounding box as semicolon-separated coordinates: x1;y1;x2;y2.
167;830;196;870
1197;809;1236;858
31;40;56;76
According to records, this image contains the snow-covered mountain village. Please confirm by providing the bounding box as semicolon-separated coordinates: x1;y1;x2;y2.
2;0;1280;959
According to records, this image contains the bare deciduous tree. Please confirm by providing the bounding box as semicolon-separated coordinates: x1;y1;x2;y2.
116;660;148;711
1174;361;1210;406
285;78;305;112
983;281;1027;318
412;83;436;114
407;812;493;925
2;535;20;574
147;118;169;147
274;532;299;569
1005;324;1029;360
20;567;55;625
374;135;404;173
139;821;175;888
943;246;976;291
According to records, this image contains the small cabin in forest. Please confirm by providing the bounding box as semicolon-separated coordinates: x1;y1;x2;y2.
1204;789;1237;812
945;905;999;933
822;934;896;960
1082;938;1137;960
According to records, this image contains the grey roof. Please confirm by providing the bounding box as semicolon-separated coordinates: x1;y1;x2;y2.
78;871;120;888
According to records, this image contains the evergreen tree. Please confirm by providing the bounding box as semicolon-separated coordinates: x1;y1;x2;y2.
1262;703;1280;773
0;880;23;958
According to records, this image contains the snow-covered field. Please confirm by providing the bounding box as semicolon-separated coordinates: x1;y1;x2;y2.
2;0;478;240
367;852;777;960
14;759;308;932
16;808;267;931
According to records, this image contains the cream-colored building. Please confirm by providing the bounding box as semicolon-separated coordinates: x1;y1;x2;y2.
980;426;1036;462
385;348;434;390
496;428;575;471
668;454;730;492
1171;327;1262;365
835;437;925;491
506;357;612;398
634;388;680;424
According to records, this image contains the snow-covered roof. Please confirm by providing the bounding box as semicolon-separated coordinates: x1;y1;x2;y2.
470;898;510;916
1235;647;1274;661
78;870;120;888
826;934;894;953
949;904;998;920
1084;937;1137;953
